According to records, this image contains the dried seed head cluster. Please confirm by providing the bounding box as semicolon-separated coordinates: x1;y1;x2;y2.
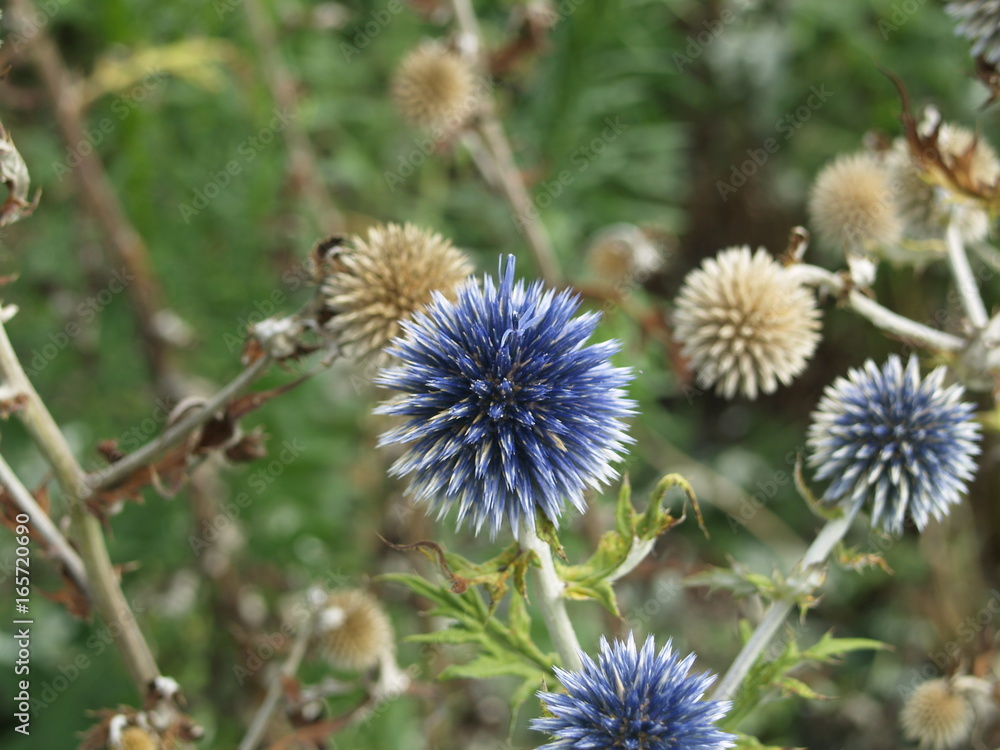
317;589;393;671
391;44;479;134
672;246;822;400
900;678;976;749
808;152;902;252
886;121;1000;247
322;222;474;364
947;0;1000;64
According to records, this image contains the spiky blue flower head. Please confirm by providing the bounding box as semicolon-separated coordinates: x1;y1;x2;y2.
531;633;735;750
807;355;981;534
374;255;635;539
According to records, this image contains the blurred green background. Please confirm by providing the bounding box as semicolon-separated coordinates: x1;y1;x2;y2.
0;0;998;747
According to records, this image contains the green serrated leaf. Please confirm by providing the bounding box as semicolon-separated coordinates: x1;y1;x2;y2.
564;578;621;617
439;653;548;681
801;632;890;662
508;588;532;639
775;676;828;701
406;628;490;647
535;509;568;561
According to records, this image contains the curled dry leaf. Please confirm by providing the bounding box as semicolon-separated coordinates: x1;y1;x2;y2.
0;122;40;227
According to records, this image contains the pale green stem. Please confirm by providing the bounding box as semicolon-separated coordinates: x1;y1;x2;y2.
712;505;859;702
519;520;583;672
945;218;989;329
0;317;160;693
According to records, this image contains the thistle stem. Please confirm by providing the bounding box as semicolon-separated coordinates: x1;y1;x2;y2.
789;263;966;352
238;600;319;750
945;219;989;329
88;353;272;490
448;0;562;285
0;317;161;694
0;451;89;597
711;505;859;702
519;521;583;672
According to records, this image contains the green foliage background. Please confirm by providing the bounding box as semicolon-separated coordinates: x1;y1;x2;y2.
0;0;998;748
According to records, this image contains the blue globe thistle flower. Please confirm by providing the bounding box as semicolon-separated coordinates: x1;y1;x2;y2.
807;355;981;534
375;255;635;538
531;633;735;750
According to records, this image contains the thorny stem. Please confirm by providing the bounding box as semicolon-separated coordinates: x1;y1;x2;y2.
448;0;562;284
89;354;273;491
0;317;161;694
711;505;859;702
789;263;966;352
0;451;89;597
945;219;989;329
519;520;583;672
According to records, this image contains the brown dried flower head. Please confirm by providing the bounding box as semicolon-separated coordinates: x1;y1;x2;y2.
809;152;902;253
888;118;1000;248
899;678;976;749
317;588;393;671
392;44;479;134
322;222;474;364
673;246;822;400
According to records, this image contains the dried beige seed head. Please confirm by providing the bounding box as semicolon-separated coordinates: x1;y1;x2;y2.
392;44;479;134
322;222;474;364
900;678;976;749
114;726;158;750
673;246;822;399
887;120;1000;248
809;152;902;252
585;223;664;288
318;589;393;671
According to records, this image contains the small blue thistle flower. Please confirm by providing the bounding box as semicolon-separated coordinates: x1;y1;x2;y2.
375;255;635;538
531;633;735;750
807;355;981;534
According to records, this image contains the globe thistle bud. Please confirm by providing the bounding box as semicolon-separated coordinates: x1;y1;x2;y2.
809;152;902;254
672;246;822;400
900;678;976;749
947;0;1000;64
391;44;479;134
322;222;474;364
886;119;1000;249
317;589;393;671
